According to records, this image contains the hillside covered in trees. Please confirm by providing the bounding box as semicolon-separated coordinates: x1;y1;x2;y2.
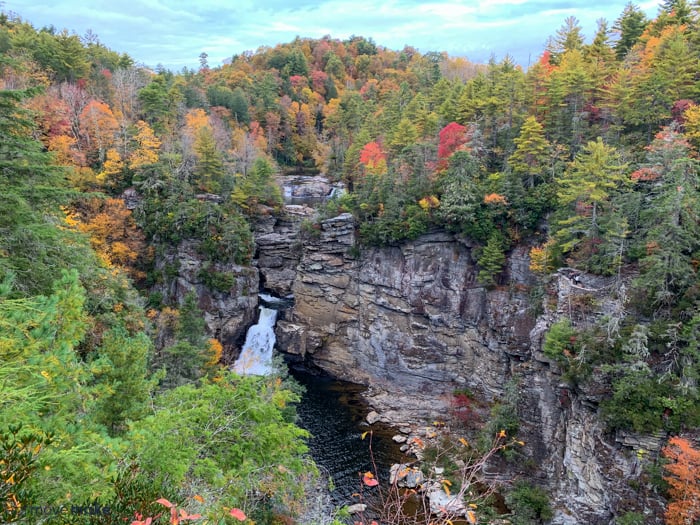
1;1;700;524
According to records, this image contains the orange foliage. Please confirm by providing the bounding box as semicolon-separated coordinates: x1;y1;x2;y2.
48;134;86;166
663;437;700;525
79;100;119;163
483;193;508;205
184;108;211;139
72;198;147;281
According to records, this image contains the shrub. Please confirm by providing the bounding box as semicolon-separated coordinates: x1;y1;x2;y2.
505;481;553;525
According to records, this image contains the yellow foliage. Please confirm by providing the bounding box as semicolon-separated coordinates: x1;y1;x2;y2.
129;120;161;169
97;148;124;185
529;239;556;275
418;195;440;211
185;108;210;137
207;338;223;367
683;104;700;148
70;198;146;279
47;134;80;166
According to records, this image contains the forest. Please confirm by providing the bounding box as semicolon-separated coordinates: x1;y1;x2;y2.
1;1;700;524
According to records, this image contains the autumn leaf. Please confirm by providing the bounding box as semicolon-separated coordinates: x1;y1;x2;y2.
363;472;379;487
483;193;508;205
229;508;246;521
156;498;174;508
193;495;204;503
466;510;477;524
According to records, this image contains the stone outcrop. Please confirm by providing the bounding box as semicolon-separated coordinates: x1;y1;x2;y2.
261;213;665;525
253;208;313;296
154;240;259;360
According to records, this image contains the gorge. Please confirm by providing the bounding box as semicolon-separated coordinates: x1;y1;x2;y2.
162;202;666;525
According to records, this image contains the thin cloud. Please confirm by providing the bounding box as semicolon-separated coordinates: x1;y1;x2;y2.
5;0;661;70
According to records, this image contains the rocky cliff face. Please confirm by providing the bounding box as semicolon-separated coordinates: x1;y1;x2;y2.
153;240;259;360
263;213;665;525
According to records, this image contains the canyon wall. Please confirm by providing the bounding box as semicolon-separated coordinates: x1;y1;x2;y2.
260;212;665;525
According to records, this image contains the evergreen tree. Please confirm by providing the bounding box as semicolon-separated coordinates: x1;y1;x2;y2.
509;116;551;188
193;126;226;194
632;128;700;310
613;3;648;60
555;138;628;268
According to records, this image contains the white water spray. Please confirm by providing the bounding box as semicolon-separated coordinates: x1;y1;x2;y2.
232;306;277;375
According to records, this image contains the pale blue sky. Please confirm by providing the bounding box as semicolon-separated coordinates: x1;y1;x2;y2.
5;1;661;70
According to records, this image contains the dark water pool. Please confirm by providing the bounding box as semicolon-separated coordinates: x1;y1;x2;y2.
291;370;406;508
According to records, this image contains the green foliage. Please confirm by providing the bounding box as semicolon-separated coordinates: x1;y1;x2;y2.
601;363;700;433
477;231;507;286
613;4;648;60
436;151;490;240
197;267;236;293
126;373;314;521
0;270;126;504
139;196;253;265
0;425;53;523
193;126;226;194
543;319;578;360
90;326;157;435
207;85;250;124
554;138;628;263
481;379;521;452
230;157;283;214
631;128;700;311
615;511;646;525
505;480;553;525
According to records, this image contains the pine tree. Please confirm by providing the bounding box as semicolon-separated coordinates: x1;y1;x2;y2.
613;3;648;60
632;128;700;310
509;116;551;188
555;138;628;267
193;126;226;194
477;232;507;286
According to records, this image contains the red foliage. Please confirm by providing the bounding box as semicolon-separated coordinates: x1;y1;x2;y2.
359;141;387;174
229;508;246;521
631;167;661;181
436;122;469;170
362;472;379;487
310;70;328;94
289;75;308;90
438;122;467;160
672;99;695;125
538;50;555;74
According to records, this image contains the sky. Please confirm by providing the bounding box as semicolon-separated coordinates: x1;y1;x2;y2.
5;1;662;71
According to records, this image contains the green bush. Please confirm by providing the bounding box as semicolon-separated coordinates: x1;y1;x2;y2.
505;481;553;525
543;319;577;360
198;267;236;293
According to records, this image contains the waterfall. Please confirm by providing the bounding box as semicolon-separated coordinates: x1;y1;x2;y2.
232;306;278;375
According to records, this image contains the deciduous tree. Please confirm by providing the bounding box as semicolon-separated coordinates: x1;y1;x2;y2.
663;436;700;525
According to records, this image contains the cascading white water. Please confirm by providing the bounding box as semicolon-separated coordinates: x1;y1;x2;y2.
232;306;278;375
